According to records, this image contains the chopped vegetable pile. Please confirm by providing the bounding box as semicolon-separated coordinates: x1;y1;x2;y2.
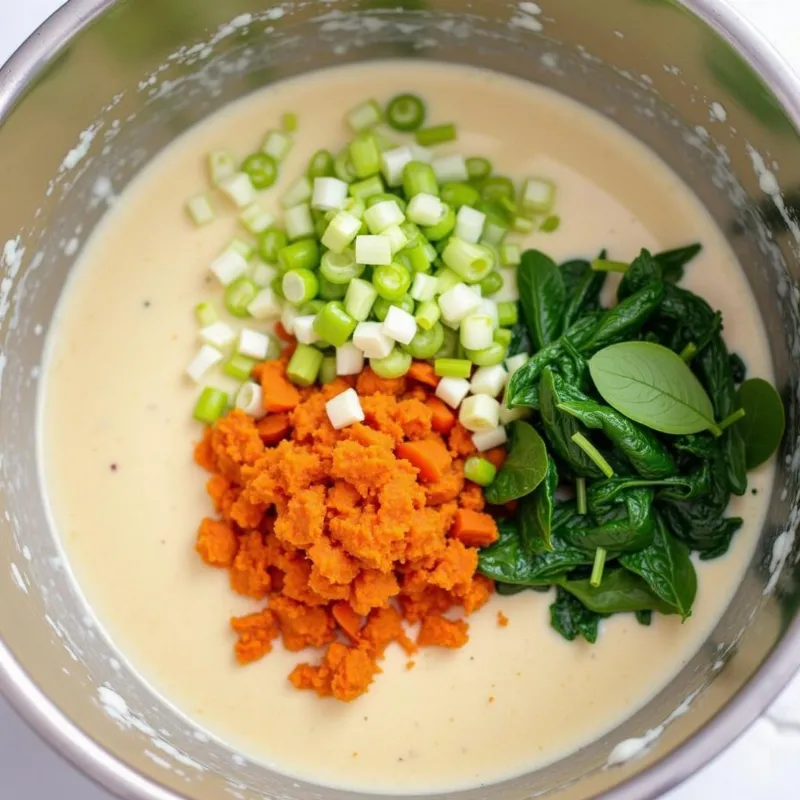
186;91;786;686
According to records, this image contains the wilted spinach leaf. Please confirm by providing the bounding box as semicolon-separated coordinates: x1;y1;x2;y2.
484;421;548;504
736;378;785;469
550;588;604;644
559;569;677;615
517;250;566;350
519;457;559;553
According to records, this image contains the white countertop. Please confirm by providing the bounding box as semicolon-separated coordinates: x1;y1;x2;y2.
1;1;799;798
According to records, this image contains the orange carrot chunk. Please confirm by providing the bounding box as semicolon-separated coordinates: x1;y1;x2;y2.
274;321;295;343
426;397;457;434
396;439;452;483
408;361;439;388
256;413;292;446
260;362;301;413
451;509;499;548
332;602;363;641
484;447;507;469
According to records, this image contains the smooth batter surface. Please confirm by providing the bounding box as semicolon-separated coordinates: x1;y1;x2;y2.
40;62;774;794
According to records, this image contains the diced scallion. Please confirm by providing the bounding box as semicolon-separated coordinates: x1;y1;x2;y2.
464;456;496;487
186;194;216;226
287;343;324;387
193;387;228;425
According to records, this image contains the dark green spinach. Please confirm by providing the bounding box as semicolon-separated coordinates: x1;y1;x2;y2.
485;421;549;505
517;250;566;350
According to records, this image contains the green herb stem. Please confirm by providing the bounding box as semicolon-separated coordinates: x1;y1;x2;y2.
591;258;629;273
717;408;747;432
680;342;698;362
576;477;588;515
570;432;615;478
590;548;607;588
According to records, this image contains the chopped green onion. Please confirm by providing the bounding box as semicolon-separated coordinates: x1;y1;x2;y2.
258;228;288;264
590;548;607;588
481;176;516;203
278;239;320;272
307;149;335;179
591;258;629;273
208;150;236;187
287;343;324;387
432;154;469;184
350;133;382;179
440;181;481;210
435;358;472;379
403;161;439;198
540;214;561;233
403;243;434;273
343;197;367;219
283;112;298;133
224;354;257;381
319;355;338;385
195;301;219;327
497;301;518;328
282;268;319;306
371;349;412;379
228;237;255;260
193;387;228;425
186;193;216;226
319;276;348;301
299;299;326;317
313;301;357;347
347;99;383;132
364;199;405;234
461;314;495;350
241;153;278;190
271;276;285;300
262;130;293;162
321;249;364;285
384;225;409;256
466;156;492;182
493;328;512;347
373;262;412;301
334;149;356;183
239;202;275;235
442;237;495;283
435;327;459;359
415;123;457;147
281;176;312;209
576;477;588;515
403;322;445;360
350;175;385;201
344;278;378;322
522;177;556;214
234;382;266;418
680;343;698;363
422;204;456;241
481;220;509;247
435;268;462;296
500;242;522;267
366;192;407;212
373;294;414;322
571;432;615;478
465;343;507;367
512;215;535;234
385;93;427;132
356;234;393;266
464;455;497;487
415;299;441;331
478;271;504;297
322;211;362;254
224;277;258;318
410;272;438;303
219;172;257;208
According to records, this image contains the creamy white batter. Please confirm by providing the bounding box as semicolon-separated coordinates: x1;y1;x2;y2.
39;62;774;794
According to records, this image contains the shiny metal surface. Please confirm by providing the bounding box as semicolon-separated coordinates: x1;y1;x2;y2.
0;2;799;799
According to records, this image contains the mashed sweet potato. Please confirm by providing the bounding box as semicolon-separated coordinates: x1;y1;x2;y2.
194;358;499;702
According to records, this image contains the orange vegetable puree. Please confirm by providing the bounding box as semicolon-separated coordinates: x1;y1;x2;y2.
195;356;501;702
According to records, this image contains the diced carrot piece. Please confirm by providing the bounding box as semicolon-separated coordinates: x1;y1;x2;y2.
256;413;291;446
259;362;301;413
451;509;499;548
426;397;457;435
274;322;295;343
332;602;363;641
484;447;507;469
396;439;452;483
408;361;439;388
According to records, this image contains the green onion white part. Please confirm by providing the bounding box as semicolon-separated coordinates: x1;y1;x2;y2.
326;387;365;429
410;273;438;303
492;267;520;303
281;176;313;209
438;282;482;324
239;203;275;235
460;314;494;350
472;425;508;452
293;315;320;345
521;178;556;214
364;200;405;234
238;329;271;360
219;173;256;208
435;377;471;409
186;194;216;226
284;204;315;241
381;146;414;186
235;382;266;419
455;206;486;244
312;177;349;211
210;248;249;286
459;395;501;432
280;305;301;335
431;154;469;183
407;193;445;227
195;301;219;327
344;279;378;321
353;321;394;359
322;211;361;253
470;364;508;397
200;321;236;349
382;305;418;346
187;344;224;383
336;343;365;376
262;130;293;162
347;99;383;133
247;287;282;319
209;151;236;186
355;235;392;266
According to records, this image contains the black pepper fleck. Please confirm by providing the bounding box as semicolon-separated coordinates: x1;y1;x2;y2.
110;463;118;472
143;300;151;308
752;488;758;496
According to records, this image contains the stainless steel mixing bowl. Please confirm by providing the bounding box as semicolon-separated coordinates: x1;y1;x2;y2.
1;1;799;798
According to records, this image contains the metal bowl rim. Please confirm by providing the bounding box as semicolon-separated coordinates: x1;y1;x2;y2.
0;1;799;798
